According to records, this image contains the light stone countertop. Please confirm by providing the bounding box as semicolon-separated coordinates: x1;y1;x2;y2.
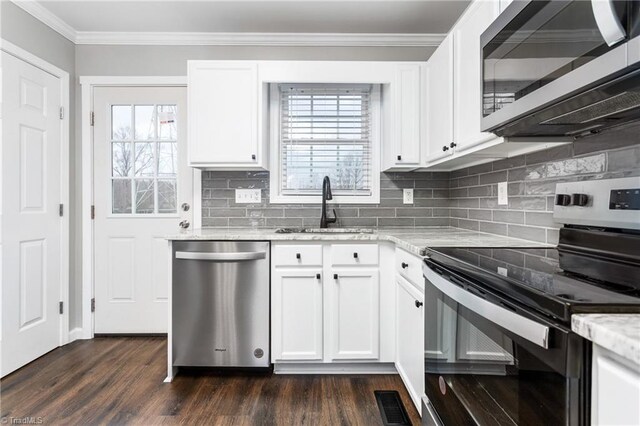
167;226;550;256
572;314;640;365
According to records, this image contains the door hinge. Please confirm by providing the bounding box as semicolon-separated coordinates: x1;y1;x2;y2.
91;298;95;312
59;107;64;120
91;205;95;220
90;111;95;126
59;301;64;314
59;203;64;217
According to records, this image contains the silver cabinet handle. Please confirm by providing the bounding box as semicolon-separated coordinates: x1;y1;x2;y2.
592;0;626;47
175;251;266;261
423;265;549;349
179;220;190;229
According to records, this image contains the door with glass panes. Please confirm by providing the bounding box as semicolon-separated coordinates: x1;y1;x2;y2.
93;87;192;333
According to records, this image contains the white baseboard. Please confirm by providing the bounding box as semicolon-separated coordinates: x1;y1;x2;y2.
274;362;398;375
68;327;84;343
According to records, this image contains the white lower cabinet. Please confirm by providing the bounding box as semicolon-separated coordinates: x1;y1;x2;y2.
271;243;383;364
396;275;424;414
271;269;323;361
329;269;380;360
591;344;640;425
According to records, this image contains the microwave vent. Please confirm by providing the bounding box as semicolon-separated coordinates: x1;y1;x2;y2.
542;91;640;125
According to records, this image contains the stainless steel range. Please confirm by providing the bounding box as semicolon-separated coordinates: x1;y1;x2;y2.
422;177;640;425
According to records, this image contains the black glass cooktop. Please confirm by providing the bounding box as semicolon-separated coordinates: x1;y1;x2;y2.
424;246;640;324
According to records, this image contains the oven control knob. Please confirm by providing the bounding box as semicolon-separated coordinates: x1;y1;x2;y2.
555;194;571;206
571;193;589;207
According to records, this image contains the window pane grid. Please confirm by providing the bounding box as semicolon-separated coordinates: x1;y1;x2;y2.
279;84;373;195
110;104;178;215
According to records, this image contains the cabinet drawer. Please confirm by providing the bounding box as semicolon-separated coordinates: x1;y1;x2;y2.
396;248;424;287
273;245;323;267
330;244;379;266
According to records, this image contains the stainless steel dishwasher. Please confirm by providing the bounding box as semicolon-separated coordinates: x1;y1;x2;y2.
172;241;270;368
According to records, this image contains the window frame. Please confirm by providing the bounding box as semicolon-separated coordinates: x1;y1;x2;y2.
268;83;381;205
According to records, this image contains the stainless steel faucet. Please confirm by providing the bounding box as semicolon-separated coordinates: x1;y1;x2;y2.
320;176;337;228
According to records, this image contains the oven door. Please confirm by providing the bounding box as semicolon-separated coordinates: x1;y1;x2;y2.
481;0;633;135
423;260;588;426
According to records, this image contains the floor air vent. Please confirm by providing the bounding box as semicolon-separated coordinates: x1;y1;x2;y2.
374;390;412;425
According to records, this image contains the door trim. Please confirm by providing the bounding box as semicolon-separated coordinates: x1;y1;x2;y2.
0;39;71;346
79;76;199;339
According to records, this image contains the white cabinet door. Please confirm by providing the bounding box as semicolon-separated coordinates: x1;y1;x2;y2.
329;269;380;360
452;0;500;153
396;275;424;413
425;33;455;164
392;64;423;167
188;61;260;168
272;269;323;361
592;345;640;426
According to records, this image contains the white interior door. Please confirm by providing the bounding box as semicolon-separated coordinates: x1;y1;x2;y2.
1;52;63;376
93;86;191;333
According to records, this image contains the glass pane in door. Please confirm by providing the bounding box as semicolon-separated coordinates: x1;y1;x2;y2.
110;104;178;214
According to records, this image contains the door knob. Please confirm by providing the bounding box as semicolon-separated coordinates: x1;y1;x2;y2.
181;203;190;212
401;262;408;269
415;300;423;308
179;220;190;229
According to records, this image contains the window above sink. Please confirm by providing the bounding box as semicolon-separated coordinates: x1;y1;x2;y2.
269;83;381;204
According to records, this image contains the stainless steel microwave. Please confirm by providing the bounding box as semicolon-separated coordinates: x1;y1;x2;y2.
481;0;640;137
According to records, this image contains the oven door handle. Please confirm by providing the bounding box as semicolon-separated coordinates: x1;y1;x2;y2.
424;266;549;349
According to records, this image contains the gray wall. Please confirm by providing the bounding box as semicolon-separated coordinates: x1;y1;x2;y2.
1;2;81;330
448;135;640;245
202;171;450;228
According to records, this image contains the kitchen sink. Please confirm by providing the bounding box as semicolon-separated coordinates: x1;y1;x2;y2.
275;228;375;234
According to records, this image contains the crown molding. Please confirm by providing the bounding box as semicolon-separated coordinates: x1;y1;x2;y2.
11;0;76;43
11;0;444;47
74;31;445;47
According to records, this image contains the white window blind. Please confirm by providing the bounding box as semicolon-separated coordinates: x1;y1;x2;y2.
279;84;373;196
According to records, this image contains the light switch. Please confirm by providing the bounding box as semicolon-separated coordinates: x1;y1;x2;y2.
498;182;508;205
497;267;508;277
235;189;261;204
403;189;414;204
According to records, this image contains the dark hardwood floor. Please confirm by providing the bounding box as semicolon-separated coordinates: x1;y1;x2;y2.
1;337;420;425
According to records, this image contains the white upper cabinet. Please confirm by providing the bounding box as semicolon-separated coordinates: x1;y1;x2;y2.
424;33;455;164
452;0;501;153
188;61;266;169
419;0;567;170
382;63;425;170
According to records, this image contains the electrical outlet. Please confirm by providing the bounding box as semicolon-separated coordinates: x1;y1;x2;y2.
235;189;261;204
498;181;508;205
403;189;414;204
